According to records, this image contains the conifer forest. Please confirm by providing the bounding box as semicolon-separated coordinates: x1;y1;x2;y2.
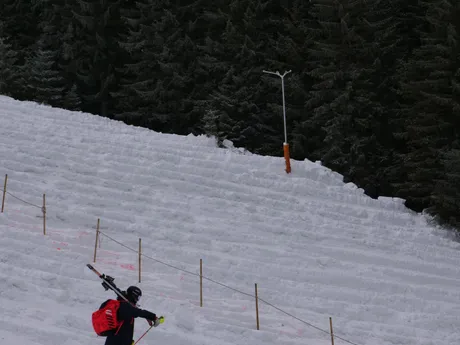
1;0;459;230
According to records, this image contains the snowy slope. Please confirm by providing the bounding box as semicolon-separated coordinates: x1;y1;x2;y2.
1;95;460;345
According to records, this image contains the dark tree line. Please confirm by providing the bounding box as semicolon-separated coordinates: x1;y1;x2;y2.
1;0;459;230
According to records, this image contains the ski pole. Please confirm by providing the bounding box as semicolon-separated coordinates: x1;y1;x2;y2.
133;316;165;344
133;325;153;345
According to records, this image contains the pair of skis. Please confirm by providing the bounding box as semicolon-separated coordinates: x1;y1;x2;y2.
87;264;164;344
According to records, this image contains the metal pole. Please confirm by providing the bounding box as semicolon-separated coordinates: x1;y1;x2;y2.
1;174;7;213
93;218;100;263
43;194;46;235
329;317;335;345
255;283;260;330
281;75;287;143
138;238;142;283
200;259;203;307
262;70;292;173
262;70;291;144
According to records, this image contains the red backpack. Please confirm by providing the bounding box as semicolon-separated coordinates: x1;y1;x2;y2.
92;300;124;336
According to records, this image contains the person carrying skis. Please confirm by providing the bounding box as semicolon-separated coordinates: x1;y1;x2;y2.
100;286;159;345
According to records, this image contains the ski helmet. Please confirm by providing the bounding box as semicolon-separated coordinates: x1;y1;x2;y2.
127;286;142;303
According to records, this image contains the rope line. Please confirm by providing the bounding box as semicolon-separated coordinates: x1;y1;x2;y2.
0;185;362;345
98;230;361;345
1;188;42;209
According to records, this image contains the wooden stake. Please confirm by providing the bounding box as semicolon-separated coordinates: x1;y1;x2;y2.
329;317;335;345
42;194;46;235
93;218;100;263
1;174;7;213
255;283;260;330
138;238;142;283
200;259;203;307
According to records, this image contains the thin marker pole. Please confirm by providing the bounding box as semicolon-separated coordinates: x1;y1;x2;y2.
1;174;7;213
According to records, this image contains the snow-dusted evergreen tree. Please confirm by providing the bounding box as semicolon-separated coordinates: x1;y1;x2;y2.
0;0;42;100
27;40;65;105
300;0;427;198
62;84;81;111
192;0;230;133
202;108;232;146
432;147;460;228
148;4;199;134
70;0;124;117
112;0;159;127
341;0;410;196
366;0;426;196
210;0;286;153
38;0;77;105
0;37;17;96
430;11;460;227
397;0;459;212
305;0;364;173
115;0;202;133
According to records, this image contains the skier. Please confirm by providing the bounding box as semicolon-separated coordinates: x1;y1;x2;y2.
99;286;159;345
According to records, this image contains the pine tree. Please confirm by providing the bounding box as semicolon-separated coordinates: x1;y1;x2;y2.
70;0;124;117
260;0;312;159
298;0;428;198
38;0;77;106
62;84;81;111
111;0;153;126
39;0;73;50
193;0;231;133
210;0;290;154
304;0;366;174
0;0;42;57
430;7;460;227
212;28;262;151
433;148;460;228
0;37;17;96
115;0;202;133
397;0;458;212
0;0;43;99
149;7;199;133
202;108;233;146
370;0;428;196
343;0;406;196
27;41;66;106
114;0;179;128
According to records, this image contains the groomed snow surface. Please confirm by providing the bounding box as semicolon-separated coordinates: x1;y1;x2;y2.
1;95;460;345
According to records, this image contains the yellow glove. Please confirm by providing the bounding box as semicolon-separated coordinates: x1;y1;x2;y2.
154;316;164;327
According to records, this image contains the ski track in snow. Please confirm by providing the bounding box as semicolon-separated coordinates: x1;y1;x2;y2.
1;96;460;345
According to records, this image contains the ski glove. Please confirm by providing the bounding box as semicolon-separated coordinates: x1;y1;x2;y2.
148;316;164;327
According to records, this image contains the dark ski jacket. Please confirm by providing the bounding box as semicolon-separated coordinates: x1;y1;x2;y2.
101;299;157;345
